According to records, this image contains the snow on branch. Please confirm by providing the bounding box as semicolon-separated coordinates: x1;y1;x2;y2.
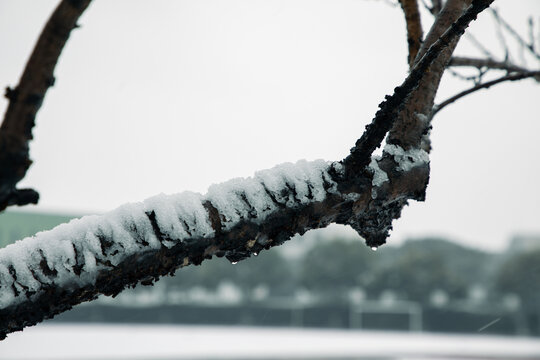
0;161;335;300
0;159;402;339
0;153;430;339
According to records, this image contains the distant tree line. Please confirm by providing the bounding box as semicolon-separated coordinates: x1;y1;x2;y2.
152;236;539;313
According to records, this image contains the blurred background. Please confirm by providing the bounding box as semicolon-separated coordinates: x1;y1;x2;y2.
1;0;539;358
1;212;540;336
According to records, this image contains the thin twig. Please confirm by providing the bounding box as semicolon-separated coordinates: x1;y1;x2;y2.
465;31;496;58
490;8;540;61
447;68;481;82
537;16;540;55
449;56;528;72
528;17;535;55
433;71;540;115
491;7;512;63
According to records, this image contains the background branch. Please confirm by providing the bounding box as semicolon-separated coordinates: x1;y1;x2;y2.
449;56;529;72
433;70;540;115
0;0;92;212
464;31;496;58
490;8;540;61
440;6;540;117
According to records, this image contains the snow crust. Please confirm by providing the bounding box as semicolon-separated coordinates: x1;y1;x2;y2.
384;144;429;171
367;156;389;200
0;159;336;310
368;156;389;187
416;113;428;123
207;159;336;229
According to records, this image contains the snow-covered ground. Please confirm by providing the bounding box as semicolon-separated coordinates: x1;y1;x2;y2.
1;325;540;360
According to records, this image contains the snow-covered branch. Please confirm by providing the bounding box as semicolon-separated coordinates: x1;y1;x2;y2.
0;158;429;338
0;0;499;339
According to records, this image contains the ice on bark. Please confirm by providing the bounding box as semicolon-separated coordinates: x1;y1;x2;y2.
384;144;429;172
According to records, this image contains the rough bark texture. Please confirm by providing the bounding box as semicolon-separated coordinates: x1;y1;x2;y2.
0;0;92;211
0;0;497;340
398;0;424;67
388;0;474;152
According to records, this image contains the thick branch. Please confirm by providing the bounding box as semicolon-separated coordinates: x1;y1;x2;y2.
415;0;472;63
433;70;540;115
0;0;496;340
0;0;92;211
387;0;473;151
398;0;424;68
0;159;428;339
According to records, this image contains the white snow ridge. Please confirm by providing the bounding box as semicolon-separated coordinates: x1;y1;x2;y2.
0;159;337;310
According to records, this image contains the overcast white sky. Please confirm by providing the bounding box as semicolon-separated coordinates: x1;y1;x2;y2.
0;0;539;252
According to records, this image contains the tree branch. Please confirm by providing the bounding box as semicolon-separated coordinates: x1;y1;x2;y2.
398;0;424;67
490;8;540;61
433;70;540;115
0;0;496;340
449;56;529;72
0;159;430;339
0;0;92;212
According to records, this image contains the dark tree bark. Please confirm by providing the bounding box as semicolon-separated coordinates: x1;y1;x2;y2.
398;0;424;68
0;0;92;211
